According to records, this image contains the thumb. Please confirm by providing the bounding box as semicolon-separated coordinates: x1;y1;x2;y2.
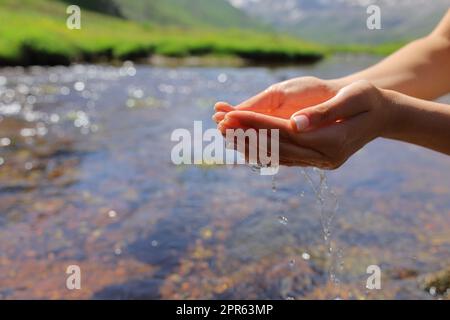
290;83;366;132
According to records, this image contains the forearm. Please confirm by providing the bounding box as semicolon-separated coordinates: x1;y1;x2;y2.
335;10;450;100
381;89;450;155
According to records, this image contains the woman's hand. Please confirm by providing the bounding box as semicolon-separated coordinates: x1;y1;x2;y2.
213;76;343;123
217;80;395;169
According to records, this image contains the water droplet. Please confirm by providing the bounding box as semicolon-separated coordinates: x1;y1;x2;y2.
26;95;37;105
429;286;437;296
126;99;136;108
278;216;288;225
123;61;134;68
17;84;29;95
72;111;90;128
60;86;70;95
126;67;137;77
108;210;117;218
20;128;37;137
151;240;158;247
131;89;144;99
91;124;99;132
217;73;228;83
0;137;11;147
0;103;21;115
114;247;122;255
301;252;310;260
74;81;85;91
24;162;33;170
50;114;60;123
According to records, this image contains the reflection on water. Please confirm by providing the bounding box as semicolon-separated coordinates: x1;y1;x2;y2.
0;56;449;299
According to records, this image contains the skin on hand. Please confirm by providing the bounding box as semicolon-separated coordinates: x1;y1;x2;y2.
213;11;450;169
216;81;393;169
212;77;341;123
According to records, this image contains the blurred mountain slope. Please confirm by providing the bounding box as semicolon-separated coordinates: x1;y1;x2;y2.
228;0;450;44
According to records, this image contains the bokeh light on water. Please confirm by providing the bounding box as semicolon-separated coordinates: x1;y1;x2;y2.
0;56;449;299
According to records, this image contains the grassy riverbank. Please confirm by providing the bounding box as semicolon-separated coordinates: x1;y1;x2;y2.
0;0;402;66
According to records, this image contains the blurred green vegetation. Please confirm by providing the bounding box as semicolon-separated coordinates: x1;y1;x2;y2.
60;0;271;30
0;0;403;66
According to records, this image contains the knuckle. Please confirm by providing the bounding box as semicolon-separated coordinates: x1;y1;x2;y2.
301;76;320;83
352;80;379;100
354;79;375;92
316;106;332;123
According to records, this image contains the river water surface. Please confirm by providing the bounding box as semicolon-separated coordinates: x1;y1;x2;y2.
0;55;449;299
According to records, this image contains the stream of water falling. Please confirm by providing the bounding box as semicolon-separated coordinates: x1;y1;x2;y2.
252;164;343;298
301;168;342;291
251;164;343;296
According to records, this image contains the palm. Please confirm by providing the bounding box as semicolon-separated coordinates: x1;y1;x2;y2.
215;77;338;120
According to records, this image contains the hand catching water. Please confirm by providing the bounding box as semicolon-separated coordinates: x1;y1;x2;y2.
214;80;393;169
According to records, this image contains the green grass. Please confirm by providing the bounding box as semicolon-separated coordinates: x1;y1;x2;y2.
331;42;405;56
0;0;403;66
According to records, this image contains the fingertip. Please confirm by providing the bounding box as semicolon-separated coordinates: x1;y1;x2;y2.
212;112;226;123
222;113;241;127
223;110;250;121
214;101;234;112
217;120;226;134
291;114;310;132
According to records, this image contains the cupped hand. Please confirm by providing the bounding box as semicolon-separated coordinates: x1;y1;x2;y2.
212;77;342;124
217;80;394;169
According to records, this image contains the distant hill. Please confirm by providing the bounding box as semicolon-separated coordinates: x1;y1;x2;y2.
59;0;270;30
0;0;326;66
228;0;450;44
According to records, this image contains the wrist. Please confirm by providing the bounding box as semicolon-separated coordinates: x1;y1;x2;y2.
328;77;352;90
378;88;405;139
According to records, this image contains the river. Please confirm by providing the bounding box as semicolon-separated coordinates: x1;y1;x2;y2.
0;55;449;299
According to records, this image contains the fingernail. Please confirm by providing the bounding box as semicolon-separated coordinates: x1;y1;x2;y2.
293;115;310;131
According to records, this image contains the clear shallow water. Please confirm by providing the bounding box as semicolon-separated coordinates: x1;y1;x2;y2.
0;56;449;299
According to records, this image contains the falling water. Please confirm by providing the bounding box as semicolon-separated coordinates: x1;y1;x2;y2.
250;164;342;298
301;168;342;290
